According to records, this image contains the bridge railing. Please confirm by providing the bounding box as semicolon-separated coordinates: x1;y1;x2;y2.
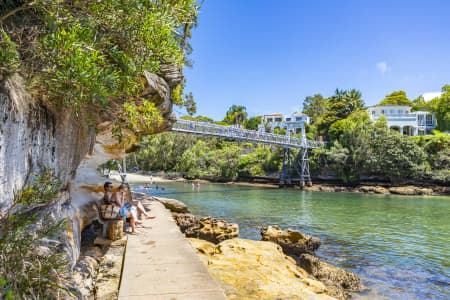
172;120;323;149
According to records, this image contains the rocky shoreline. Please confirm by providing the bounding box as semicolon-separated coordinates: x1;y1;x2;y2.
156;196;366;300
122;173;450;196
302;183;449;196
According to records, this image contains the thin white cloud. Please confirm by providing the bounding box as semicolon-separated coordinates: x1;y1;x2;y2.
422;92;442;101
376;61;390;75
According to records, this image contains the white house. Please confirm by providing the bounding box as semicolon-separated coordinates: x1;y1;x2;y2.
262;112;310;124
367;105;436;135
262;112;310;134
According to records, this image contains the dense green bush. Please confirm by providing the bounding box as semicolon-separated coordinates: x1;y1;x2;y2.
0;171;70;299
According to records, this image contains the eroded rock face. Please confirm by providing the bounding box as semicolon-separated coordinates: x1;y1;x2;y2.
71;254;99;299
299;254;365;300
189;238;336;300
0;75;91;209
261;225;321;256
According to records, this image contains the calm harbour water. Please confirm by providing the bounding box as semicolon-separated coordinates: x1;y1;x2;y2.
135;182;450;300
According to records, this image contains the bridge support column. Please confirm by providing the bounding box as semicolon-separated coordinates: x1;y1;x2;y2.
298;148;312;189
280;148;292;186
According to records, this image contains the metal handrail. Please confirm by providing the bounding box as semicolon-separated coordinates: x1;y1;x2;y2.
172;120;323;149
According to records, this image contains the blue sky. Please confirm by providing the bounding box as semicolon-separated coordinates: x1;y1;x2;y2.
183;0;450;120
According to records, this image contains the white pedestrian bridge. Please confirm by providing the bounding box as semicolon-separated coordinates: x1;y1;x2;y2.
172;119;323;149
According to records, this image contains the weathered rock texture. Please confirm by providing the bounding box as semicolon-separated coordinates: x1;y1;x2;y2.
172;212;197;232
388;186;433;195
95;240;126;300
0;75;91;209
189;238;336;300
174;213;239;244
300;254;365;300
261;225;321;256
358;185;390;194
155;196;190;213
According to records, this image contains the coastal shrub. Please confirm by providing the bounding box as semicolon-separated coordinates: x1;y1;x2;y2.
0;171;70;299
0;29;20;76
1;0;199;134
367;131;427;183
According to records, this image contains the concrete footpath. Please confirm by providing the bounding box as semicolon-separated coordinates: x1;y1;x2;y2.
118;196;227;300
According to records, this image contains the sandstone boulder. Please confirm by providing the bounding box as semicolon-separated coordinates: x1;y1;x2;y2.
155;196;189;213
172;212;197;232
359;185;390;194
389;186;433;195
184;216;239;244
299;254;365;299
189;238;336;300
261;225;321;256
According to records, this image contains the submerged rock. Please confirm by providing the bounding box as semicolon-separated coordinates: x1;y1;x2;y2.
299;254;365;299
189;238;336;300
261;225;321;256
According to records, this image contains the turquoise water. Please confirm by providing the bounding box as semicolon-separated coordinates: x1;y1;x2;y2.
135;183;450;299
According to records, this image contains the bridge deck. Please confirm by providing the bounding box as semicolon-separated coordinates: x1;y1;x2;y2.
172;120;322;149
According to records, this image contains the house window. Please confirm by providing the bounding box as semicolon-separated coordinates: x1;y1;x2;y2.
426;115;433;126
285;118;291;121
398;110;403;114
267;118;273;122
418;115;424;126
381;109;385;114
275;117;282;122
295;117;302;121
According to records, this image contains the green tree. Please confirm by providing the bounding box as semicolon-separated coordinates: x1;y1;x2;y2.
244;116;262;130
367;131;426;182
427;85;450;131
223;105;248;126
327;110;372;184
302;94;328;123
180;115;214;122
1;0;199;135
319;89;365;137
183;92;197;116
379;91;413;106
411;95;428;111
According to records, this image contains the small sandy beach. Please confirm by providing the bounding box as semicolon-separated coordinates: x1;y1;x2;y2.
108;171;187;184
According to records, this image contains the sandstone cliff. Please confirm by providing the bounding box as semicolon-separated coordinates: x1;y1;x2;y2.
0;67;179;264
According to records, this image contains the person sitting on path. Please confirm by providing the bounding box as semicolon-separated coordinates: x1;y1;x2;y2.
111;184;142;234
122;183;156;220
103;181;114;204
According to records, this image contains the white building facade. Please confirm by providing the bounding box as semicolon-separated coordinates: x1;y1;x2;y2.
367;105;436;135
262;112;310;124
262;112;310;134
